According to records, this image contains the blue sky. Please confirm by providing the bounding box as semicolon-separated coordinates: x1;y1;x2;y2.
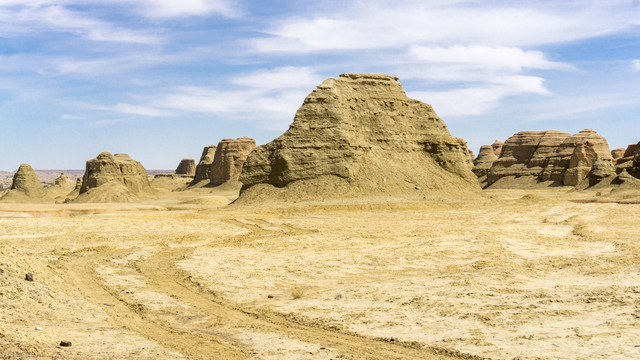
0;0;639;170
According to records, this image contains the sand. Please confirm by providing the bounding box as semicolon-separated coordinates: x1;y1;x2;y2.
0;189;639;359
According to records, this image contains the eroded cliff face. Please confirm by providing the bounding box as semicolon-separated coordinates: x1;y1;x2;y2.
238;73;478;201
473;146;498;178
210;137;256;186
487;129;612;187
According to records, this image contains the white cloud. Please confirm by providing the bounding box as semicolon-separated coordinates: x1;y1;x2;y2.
112;103;174;117
0;4;161;44
129;0;238;18
230;66;323;90
632;59;640;71
409;75;549;117
252;2;638;52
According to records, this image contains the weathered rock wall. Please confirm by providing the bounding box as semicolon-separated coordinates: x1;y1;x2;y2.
210;137;256;186
192;145;217;185
175;159;196;176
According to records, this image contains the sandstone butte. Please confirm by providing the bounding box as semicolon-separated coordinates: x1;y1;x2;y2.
45;172;76;200
192;145;217;185
486;129;612;187
0;163;48;202
237;73;479;202
174;158;196;176
74;152;152;202
491;140;504;157
611;148;626;162
209;137;256;187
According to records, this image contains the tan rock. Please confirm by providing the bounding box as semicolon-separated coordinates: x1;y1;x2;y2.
487;130;570;185
8;164;45;198
611;148;625;162
491;140;503;157
192;145;217;185
238;73;479;201
76;152;151;202
210;137;256;186
473;145;498;178
174;159;196;176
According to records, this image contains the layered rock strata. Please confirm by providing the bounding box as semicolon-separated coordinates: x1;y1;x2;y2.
238;73;478;201
491;140;504;157
487;129;612;187
472;145;498;177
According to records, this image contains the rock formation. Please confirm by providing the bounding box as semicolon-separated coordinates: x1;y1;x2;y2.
192;145;217;185
487;130;570;185
210;137;256;186
588;159;616;186
75;152;152;202
611;148;626;162
491;140;504;157
472;145;498;178
3;164;46;199
174;159;196;176
238;73;479;202
45;172;76;199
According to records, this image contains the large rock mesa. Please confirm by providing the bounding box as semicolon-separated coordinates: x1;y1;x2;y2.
239;73;478;200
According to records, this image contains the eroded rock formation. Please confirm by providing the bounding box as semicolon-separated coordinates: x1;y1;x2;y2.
175;159;196;176
76;152;151;202
611;148;626;162
491;140;504;157
8;164;45;198
238;73;478;201
192;145;217;185
487;129;612;187
473;145;498;178
210;137;256;186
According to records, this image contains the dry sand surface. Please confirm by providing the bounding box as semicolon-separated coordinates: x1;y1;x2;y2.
1;189;639;359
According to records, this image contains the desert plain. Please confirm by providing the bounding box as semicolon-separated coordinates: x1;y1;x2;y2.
1;187;639;360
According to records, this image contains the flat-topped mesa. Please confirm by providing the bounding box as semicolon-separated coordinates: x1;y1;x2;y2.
76;152;151;202
210;137;256;186
491;140;504;157
473;145;498;177
9;164;45;198
192;145;217;185
174;158;196;176
487;130;570;185
238;73;478;201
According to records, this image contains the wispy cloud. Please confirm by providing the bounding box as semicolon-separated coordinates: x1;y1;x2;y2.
116;0;240;18
632;59;640;71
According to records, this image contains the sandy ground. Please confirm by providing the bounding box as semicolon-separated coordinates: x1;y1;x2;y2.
0;188;639;359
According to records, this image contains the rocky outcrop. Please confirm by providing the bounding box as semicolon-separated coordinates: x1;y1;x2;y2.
7;164;46;198
76;152;151;202
588;159;616;186
487;130;570;185
473;145;498;178
192;145;217;185
487;129;612;187
611;148;626;162
210;137;256;186
238;73;478;201
174;159;196;176
491;140;504;157
45;172;76;199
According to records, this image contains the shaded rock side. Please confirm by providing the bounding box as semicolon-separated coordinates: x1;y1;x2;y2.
174;159;196;176
540;129;612;186
239;73;478;200
473;145;498;177
491;140;504;157
487;130;570;185
210;137;256;186
77;152;151;202
192;145;217;185
8;164;46;198
588;159;616;187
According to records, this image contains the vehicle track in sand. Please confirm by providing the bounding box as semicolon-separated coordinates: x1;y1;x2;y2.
62;217;476;360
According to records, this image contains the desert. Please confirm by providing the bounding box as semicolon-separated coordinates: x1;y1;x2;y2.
1;73;640;360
